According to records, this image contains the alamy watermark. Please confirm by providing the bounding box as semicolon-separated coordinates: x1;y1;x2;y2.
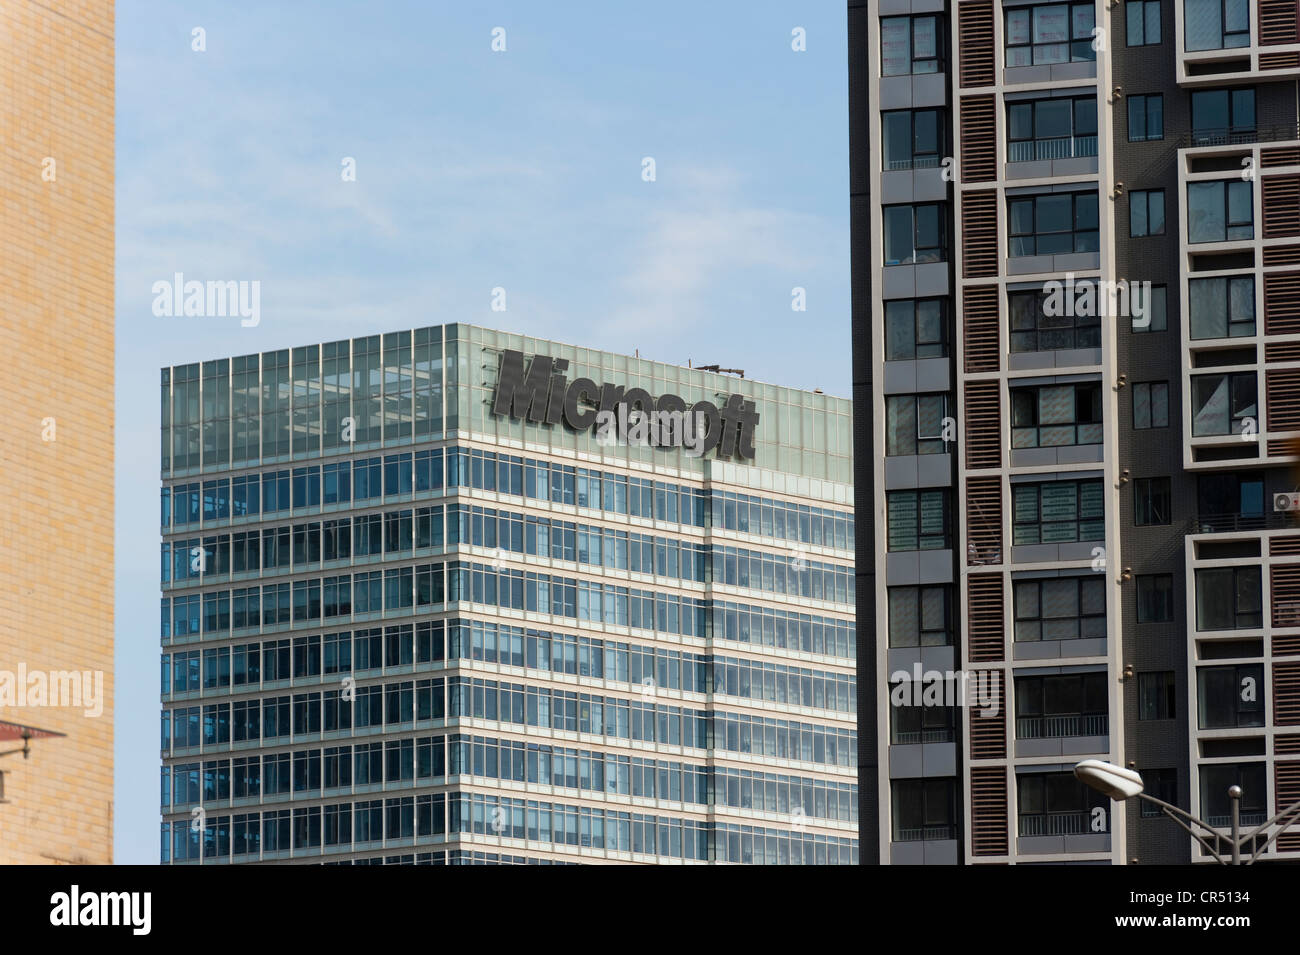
152;273;260;327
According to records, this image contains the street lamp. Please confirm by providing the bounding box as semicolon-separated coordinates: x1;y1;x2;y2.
1074;759;1300;864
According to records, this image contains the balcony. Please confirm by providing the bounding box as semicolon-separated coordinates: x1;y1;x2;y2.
1190;511;1300;534
1179;122;1300;149
891;727;955;745
1008;135;1098;163
1207;812;1267;827
1018;810;1096;837
1015;713;1108;739
894;823;957;842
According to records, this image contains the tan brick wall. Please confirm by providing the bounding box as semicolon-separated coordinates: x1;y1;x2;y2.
0;1;114;864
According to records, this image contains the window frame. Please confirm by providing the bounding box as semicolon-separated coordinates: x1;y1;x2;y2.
1138;670;1177;719
881;14;944;76
1126;0;1162;45
1133;476;1173;527
1196;663;1265;728
883;203;948;266
1187;179;1254;244
888;584;954;647
1011;478;1105;546
1127;94;1165;142
1008;286;1101;353
1006;94;1098;162
1012;575;1107;642
1129;189;1166;237
1194;566;1263;631
1008;191;1100;257
882;108;944;171
1190;370;1257;437
1188;275;1256;340
886;393;952;456
886;488;952;552
1132;381;1170;430
1004;2;1099;67
884;298;949;360
1136;574;1175;623
1010;382;1104;449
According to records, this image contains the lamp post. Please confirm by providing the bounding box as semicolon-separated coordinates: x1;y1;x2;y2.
1074;759;1300;865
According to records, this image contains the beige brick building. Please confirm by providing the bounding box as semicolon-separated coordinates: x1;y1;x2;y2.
0;1;114;864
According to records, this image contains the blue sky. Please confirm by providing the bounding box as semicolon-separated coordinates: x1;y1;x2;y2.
115;1;850;862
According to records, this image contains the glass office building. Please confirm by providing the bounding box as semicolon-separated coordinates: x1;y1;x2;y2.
159;324;857;864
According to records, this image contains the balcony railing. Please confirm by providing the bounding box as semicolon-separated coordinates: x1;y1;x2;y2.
1007;135;1098;163
1016;713;1108;740
892;727;956;745
894;824;957;842
1206;812;1267;828
1190;511;1300;535
1180;123;1300;149
886;156;943;171
1018;810;1102;837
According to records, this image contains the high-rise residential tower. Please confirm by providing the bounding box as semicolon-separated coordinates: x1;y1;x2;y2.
0;1;115;864
850;0;1300;863
159;325;857;864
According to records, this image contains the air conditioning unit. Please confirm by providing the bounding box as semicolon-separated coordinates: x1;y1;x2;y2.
1275;492;1300;512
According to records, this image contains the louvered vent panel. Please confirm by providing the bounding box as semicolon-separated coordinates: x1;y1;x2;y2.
1264;245;1300;267
962;191;999;278
1265;273;1300;335
1274;633;1300;656
1259;0;1300;43
965;380;1001;470
1265;341;1300;363
968;672;1006;759
1275;661;1300;725
963;285;1000;373
1269;536;1300;556
960;95;997;183
1262;174;1300;238
1275;735;1300;753
958;1;996;87
1272;565;1300;627
1276;762;1300;850
966;476;1003;567
1262;146;1300;169
970;766;1009;857
1267;369;1300;432
967;573;1005;662
1260;50;1300;69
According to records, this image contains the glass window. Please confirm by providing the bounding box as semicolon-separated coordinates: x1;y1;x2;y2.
1130;283;1167;332
1007;95;1098;161
887;489;951;551
1138;671;1176;719
888;585;953;646
1130;189;1166;236
1136;575;1174;623
1195;567;1262;630
882;109;943;170
881;15;942;75
1191;372;1256;436
885;299;948;360
1139;769;1177;816
886;394;951;455
1008;287;1101;352
1188;180;1253;243
1011;383;1103;448
1013;576;1106;641
1133;382;1170;429
1201;763;1266;826
883;203;947;266
1009;192;1099;257
1185;0;1250;51
1127;0;1162;44
1197;664;1265;728
1011;478;1105;545
1127;94;1164;142
1189;276;1255;339
1191;88;1256;145
1005;2;1097;66
1133;476;1172;526
891;779;956;841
